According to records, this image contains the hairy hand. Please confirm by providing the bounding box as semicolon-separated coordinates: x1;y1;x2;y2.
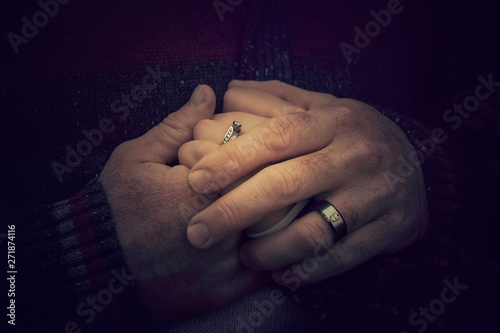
99;85;266;322
184;80;428;286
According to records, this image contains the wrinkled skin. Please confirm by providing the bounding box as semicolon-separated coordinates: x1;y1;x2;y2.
185;80;429;286
99;85;267;323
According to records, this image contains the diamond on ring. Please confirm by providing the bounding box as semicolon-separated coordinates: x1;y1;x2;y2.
221;121;242;144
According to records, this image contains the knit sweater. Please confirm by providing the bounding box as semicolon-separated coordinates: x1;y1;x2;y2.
2;0;498;332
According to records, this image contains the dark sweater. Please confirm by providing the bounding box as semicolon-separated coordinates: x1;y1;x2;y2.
1;0;498;332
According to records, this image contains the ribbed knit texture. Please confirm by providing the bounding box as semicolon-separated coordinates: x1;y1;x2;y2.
376;107;477;236
14;178;151;332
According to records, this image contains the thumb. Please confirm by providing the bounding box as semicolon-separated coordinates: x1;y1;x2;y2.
135;85;216;164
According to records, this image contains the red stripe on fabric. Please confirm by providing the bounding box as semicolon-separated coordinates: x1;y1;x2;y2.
68;190;133;332
2;1;250;84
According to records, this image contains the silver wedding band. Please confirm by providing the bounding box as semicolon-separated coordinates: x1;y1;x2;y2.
221;121;242;144
315;200;347;243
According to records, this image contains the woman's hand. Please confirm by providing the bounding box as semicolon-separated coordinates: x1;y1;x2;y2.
184;80;429;286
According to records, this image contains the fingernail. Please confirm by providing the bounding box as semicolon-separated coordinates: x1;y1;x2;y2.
187;223;210;248
188;169;212;193
189;85;205;106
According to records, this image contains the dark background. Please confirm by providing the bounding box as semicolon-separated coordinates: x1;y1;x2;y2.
1;0;499;332
1;0;499;219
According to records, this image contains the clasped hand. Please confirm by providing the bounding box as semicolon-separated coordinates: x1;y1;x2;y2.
183;80;428;286
98;80;428;323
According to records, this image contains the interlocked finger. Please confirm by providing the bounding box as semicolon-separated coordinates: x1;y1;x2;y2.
178;140;219;168
239;188;386;271
270;214;403;286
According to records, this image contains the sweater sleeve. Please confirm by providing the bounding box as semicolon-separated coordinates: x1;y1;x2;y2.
13;177;152;333
375;106;477;238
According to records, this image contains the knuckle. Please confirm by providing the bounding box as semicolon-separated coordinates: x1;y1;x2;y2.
338;104;357;115
223;86;241;105
332;105;357;126
177;142;195;166
273;80;288;92
394;202;427;244
158;113;189;145
100;141;137;188
317;92;336;101
212;197;242;232
192;119;213;139
351;140;381;168
262;116;295;153
227;80;240;89
300;219;333;253
378;212;399;232
113;140;132;155
377;176;398;201
219;145;246;176
259;111;314;154
111;140;136;162
264;165;302;199
162;110;186;134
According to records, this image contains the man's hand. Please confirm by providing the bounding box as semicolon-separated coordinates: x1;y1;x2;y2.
184;80;429;286
98;85;266;323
